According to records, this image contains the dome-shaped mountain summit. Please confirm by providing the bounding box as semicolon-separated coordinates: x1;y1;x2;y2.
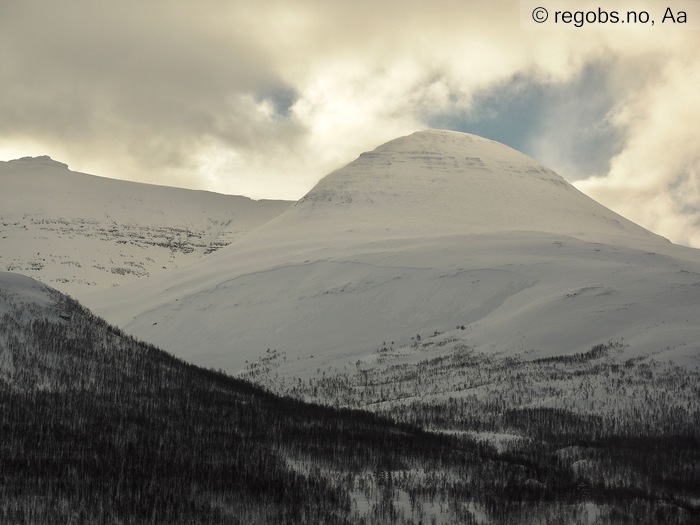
259;129;658;244
86;130;700;376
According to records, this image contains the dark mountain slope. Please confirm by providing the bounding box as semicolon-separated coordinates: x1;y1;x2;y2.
0;274;464;524
1;273;698;524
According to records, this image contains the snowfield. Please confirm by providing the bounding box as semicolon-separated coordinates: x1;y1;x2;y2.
78;130;700;378
0;155;291;295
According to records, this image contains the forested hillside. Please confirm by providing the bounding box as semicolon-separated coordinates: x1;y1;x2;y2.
1;273;698;524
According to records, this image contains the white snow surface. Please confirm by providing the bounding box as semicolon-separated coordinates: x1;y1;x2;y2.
0;271;56;316
0;156;291;295
82;130;700;376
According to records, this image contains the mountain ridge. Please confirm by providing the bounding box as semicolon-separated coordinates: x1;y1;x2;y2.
0;156;292;294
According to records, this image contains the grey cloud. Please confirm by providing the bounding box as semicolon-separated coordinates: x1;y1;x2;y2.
0;2;287;163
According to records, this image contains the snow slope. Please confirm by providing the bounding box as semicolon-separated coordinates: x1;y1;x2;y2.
84;130;700;376
0;156;291;295
0;271;57;317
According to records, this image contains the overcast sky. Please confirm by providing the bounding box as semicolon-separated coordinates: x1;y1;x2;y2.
2;1;700;246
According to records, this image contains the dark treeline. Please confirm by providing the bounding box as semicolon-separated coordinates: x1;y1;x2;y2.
268;337;700;523
1;284;699;523
0;289;464;524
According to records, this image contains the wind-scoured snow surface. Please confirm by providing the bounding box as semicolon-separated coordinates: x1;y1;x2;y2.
0;156;291;295
85;130;700;376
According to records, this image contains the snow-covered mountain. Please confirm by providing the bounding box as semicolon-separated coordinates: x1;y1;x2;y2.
84;130;700;378
5;134;700;522
0;156;291;295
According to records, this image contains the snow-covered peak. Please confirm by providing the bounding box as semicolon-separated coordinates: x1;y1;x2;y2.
85;130;700;377
301;129;560;203
281;129;658;244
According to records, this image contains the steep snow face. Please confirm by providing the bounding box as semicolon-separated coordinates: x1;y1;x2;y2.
293;130;657;241
0;156;291;294
85;131;700;376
